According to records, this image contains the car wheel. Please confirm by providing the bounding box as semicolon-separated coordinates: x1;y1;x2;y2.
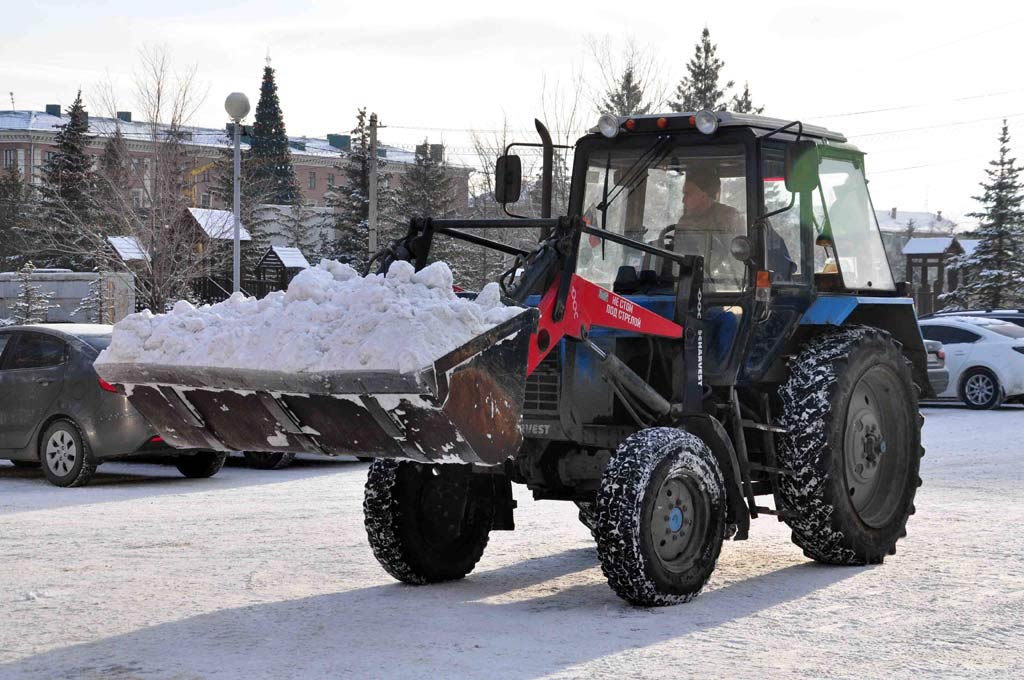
40;420;97;488
959;368;1003;410
176;451;228;478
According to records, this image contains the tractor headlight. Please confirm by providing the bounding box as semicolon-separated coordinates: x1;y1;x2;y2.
597;113;620;138
694;110;719;135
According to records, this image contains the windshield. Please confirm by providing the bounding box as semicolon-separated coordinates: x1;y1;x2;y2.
577;142;748;292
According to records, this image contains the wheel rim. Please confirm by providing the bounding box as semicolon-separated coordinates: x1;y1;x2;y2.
964;373;995;406
648;473;707;572
843;366;909;528
45;430;77;477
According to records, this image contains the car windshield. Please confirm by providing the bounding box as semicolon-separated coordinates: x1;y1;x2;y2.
577;142;748;292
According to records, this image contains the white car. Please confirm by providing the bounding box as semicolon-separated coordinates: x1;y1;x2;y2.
919;316;1024;409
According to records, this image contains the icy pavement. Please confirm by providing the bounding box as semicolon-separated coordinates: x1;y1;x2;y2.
0;406;1021;679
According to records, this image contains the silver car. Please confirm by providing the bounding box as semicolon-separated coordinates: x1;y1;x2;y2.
0;324;226;487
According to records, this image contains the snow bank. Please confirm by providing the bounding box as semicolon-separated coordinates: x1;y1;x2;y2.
96;260;525;374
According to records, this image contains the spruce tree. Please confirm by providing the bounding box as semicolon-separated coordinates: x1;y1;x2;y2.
250;64;301;206
37;91;98;268
0;167;27;269
73;275;112;323
11;262;57;324
946;121;1024;309
669;28;734;112
600;66;652;116
322;108;397;271
730;82;764;114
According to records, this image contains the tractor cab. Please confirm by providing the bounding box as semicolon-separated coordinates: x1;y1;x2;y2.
560;112;898;385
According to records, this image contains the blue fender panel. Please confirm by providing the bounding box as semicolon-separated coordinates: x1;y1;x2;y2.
800;295;916;326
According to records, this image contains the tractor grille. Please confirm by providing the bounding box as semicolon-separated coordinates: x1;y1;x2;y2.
524;353;560;414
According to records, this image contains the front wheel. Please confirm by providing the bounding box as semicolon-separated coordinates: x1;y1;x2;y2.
595;428;727;607
364;459;494;584
777;327;922;565
176;451;228;478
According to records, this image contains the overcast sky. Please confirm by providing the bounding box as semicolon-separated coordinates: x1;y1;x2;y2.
3;0;1023;225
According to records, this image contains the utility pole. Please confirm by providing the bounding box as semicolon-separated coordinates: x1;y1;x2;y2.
368;112;379;255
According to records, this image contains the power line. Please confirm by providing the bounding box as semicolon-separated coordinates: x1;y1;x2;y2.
849;111;1024;139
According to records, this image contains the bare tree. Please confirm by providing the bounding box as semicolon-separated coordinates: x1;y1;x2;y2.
586;35;667;117
30;46;227;312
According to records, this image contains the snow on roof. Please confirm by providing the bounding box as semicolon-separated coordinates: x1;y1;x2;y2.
271;246;310;269
902;237;958;255
0;109;417;163
875;209;957;234
187;208;252;241
959;239;980;257
107;236;149;261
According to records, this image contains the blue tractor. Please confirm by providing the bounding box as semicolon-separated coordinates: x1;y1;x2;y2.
100;111;927;607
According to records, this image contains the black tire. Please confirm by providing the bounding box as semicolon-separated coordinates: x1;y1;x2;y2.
11;460;41;468
959;367;1003;410
363;459;494;584
777;326;922;565
176;451;228;478
243;451;297;470
594;428;727;607
40;419;97;488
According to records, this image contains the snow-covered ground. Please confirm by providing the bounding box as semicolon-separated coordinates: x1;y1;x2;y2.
0;406;1021;679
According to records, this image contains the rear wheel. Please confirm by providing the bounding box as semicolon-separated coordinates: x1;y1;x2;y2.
41;420;96;488
777;327;922;565
364;459;494;584
959;367;1003;410
176;451;228;478
594;428;726;607
243;451;296;470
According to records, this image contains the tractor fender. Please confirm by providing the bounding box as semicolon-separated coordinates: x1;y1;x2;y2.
676;414;749;541
798;296;931;397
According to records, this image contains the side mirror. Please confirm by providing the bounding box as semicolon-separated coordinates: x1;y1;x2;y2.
785;140;819;193
494;155;522;204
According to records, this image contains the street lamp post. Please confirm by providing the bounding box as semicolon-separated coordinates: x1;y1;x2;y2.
224;92;250;294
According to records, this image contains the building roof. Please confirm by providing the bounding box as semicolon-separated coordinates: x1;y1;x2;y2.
107;236;149;262
875;209;957;233
0;109;421;164
271;246;310;269
902;237;960;256
186;208;252;241
959;239;981;257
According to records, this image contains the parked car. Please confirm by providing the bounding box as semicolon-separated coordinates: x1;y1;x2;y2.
918;316;1024;409
0;324;227;487
924;339;949;396
921;309;1024;328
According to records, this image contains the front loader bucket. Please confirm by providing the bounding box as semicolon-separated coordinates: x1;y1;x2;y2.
95;309;539;466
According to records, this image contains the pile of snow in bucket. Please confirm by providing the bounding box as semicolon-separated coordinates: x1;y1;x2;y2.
96;260;525;374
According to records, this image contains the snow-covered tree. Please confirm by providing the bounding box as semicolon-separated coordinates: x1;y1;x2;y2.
0;167;28;269
11;262;57;324
669;28;734;112
945;121;1024;309
321;108;397;271
73;276;113;324
249;63;301;206
36;91;99;269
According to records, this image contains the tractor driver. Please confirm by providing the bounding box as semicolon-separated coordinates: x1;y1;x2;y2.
664;166;746;290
